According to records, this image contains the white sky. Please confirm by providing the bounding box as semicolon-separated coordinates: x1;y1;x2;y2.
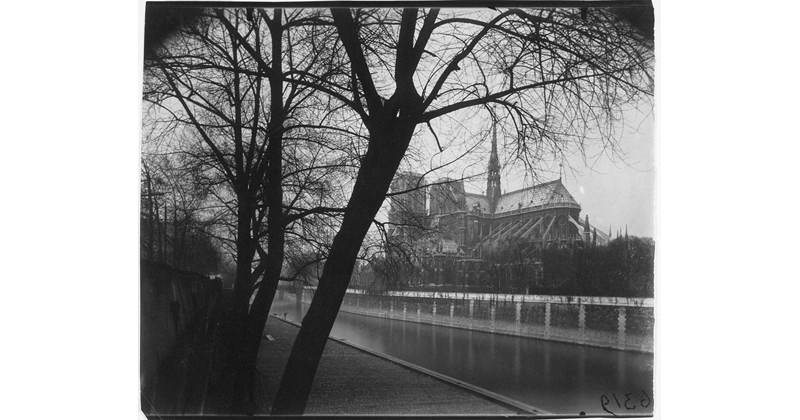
544;108;655;238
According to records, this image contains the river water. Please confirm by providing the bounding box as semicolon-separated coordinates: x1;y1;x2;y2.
271;294;654;416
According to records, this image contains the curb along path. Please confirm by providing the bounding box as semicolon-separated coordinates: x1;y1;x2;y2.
257;316;546;415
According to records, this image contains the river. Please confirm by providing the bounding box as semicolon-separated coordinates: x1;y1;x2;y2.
271;294;654;416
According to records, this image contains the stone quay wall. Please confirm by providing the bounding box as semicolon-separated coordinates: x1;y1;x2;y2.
293;288;654;353
140;260;222;395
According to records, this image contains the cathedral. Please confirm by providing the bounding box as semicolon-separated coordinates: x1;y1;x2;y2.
386;123;610;286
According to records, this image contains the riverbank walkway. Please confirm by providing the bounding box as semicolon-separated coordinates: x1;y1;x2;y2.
253;316;542;415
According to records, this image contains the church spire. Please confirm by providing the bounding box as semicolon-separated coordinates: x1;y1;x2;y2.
486;109;502;214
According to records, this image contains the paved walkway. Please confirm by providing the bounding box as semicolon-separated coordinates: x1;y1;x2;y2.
256;316;535;415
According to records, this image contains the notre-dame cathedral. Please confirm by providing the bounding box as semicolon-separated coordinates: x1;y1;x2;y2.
385;122;610;287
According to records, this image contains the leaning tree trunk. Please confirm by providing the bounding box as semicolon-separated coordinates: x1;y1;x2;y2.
272;122;414;414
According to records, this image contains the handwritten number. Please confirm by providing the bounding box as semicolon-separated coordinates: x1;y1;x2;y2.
624;393;635;409
603;390;652;414
640;389;651;408
600;395;617;416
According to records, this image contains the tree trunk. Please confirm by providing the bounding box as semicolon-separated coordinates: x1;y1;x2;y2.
220;11;288;414
272;124;413;414
143;163;155;261
161;203;168;262
215;275;280;415
213;192;259;414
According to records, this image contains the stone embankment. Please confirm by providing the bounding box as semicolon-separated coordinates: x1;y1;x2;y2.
292;288;654;353
140;260;222;415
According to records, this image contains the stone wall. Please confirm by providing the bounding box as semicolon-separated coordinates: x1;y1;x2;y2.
140;260;222;395
298;288;653;353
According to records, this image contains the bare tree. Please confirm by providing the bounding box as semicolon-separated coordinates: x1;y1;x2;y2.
272;7;653;413
483;238;538;294
143;7;357;412
140;153;222;274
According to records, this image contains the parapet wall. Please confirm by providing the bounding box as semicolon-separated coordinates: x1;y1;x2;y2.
140;260;222;394
296;288;654;353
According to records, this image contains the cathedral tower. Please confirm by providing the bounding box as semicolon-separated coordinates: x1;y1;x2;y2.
486;114;502;214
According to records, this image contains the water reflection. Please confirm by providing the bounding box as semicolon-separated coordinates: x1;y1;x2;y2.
271;296;653;415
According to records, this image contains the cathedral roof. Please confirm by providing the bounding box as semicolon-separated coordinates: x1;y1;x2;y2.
494;179;580;214
462;179;579;215
464;192;489;213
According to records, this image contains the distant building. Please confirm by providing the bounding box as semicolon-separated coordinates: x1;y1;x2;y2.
387;171;428;243
385;121;611;288
416;123;609;254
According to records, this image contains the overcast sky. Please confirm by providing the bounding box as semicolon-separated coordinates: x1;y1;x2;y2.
559;109;655;238
500;106;657;239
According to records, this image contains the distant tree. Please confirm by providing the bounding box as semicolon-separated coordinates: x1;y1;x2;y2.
605;236;654;297
282;248;325;287
574;243;610;295
140;155;222;275
140;157;163;262
539;236;655;297
542;246;578;293
369;236;421;291
440;256;459;285
483;239;537;294
483;258;504;292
